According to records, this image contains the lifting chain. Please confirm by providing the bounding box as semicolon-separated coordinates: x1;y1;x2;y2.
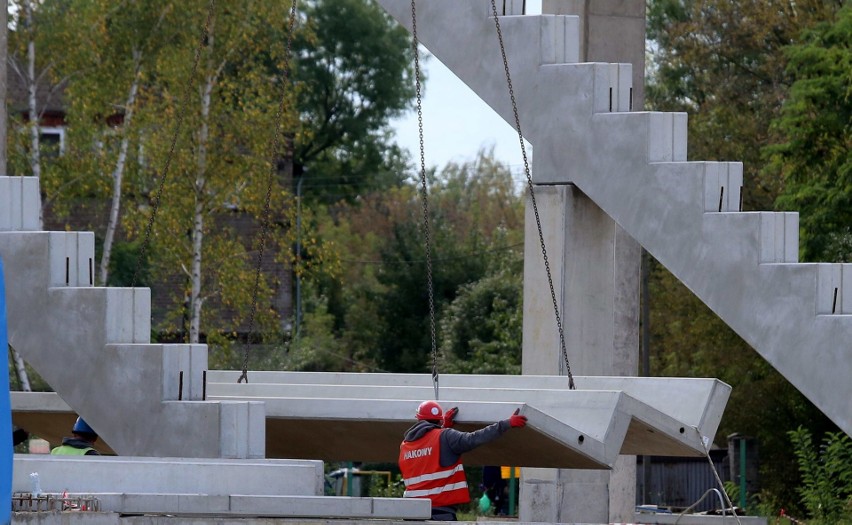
410;0;440;400
490;0;575;389
131;0;217;288
238;0;299;384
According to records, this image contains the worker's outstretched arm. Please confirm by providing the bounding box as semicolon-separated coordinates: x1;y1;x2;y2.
440;408;526;460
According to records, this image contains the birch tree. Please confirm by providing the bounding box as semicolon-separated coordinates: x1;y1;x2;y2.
129;1;301;345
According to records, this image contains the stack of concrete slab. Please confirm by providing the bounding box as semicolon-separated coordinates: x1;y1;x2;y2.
12;370;730;470
12;456;430;519
204;370;729;469
373;0;852;437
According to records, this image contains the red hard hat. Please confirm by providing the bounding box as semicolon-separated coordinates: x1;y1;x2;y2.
416;400;443;421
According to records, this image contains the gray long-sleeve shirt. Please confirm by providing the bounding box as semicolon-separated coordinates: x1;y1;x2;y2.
402;419;511;467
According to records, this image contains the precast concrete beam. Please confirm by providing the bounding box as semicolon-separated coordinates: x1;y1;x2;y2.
67;494;431;520
209;384;715;457
14;456;324;497
208;371;730;444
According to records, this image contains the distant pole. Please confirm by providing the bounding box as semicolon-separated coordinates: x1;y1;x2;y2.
0;0;8;174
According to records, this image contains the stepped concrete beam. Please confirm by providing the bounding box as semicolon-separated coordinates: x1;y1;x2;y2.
209;388;707;460
205;372;729;465
373;2;851;435
208;371;729;445
0;228;265;458
239;398;614;469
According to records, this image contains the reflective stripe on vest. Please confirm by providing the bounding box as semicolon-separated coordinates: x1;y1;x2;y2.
399;428;470;507
51;445;94;455
403;463;465;487
404;480;469;498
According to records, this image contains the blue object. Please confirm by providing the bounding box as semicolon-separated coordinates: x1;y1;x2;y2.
73;417;96;436
0;258;13;524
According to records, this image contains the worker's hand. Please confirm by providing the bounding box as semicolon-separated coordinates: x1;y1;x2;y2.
509;408;527;428
443;407;459;428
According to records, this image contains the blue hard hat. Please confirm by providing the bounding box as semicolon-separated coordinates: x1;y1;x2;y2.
72;417;96;436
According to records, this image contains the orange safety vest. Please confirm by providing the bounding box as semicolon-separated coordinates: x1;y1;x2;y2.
399;428;470;507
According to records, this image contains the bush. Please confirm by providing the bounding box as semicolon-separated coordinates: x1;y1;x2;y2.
789;427;852;524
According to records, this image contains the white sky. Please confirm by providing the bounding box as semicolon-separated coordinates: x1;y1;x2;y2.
390;1;542;174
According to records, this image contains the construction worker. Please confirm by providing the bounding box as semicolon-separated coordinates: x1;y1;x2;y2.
51;417;100;456
399;400;527;521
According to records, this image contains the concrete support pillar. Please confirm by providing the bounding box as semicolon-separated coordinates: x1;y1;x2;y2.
521;1;645;523
521;186;640;523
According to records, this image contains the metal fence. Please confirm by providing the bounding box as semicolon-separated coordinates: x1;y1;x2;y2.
637;450;731;513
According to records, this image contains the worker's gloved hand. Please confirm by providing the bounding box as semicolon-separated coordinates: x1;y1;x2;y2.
443;407;459;428
509;408;527;428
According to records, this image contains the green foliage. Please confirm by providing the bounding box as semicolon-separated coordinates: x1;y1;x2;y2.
13;0;415;354
371;154;524;373
103;241;150;287
440;264;523;375
293;0;415;202
647;0;844;211
789;427;852;524
767;6;852;262
301;150;524;373
366;471;404;498
287;290;349;371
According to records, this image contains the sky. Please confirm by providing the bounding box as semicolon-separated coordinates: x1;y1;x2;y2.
389;1;542;174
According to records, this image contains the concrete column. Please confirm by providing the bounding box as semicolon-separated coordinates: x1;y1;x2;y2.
521;1;644;523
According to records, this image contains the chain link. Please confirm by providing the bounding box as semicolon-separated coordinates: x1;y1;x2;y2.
131;0;216;288
238;0;299;384
490;0;575;389
410;0;440;400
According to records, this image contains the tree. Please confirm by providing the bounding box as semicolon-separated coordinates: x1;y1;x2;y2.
439;263;523;375
767;6;852;262
292;0;415;202
123;0;301;345
33;0;179;285
303;150;524;373
23;0;418;358
647;0;844;211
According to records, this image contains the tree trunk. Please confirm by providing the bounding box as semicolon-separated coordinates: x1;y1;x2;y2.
24;1;42;223
99;56;142;286
188;31;216;343
10;346;32;392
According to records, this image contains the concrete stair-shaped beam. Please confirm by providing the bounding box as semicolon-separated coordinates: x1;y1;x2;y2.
0;201;265;457
11;366;731;469
209;371;729;445
374;0;852;435
205;371;730;468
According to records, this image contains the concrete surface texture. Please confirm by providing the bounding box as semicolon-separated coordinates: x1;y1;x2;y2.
0;224;265;459
373;0;852;438
12;370;730;469
13;456;430;519
526;1;645;521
